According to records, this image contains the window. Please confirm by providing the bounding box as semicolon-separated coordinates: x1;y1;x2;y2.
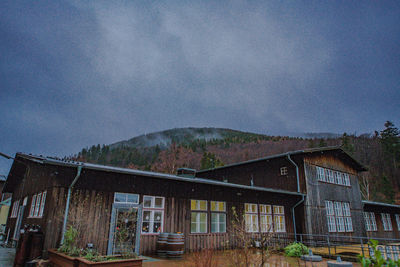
343;173;350;186
273;206;285;232
211;201;226;233
280;167;288;176
335;171;343;185
34;193;41;217
114;192;139;204
245;203;259;232
39;191;46;217
316;166;326;182
29;195;37;217
364;212;377;232
11;200;19;218
395;215;400;231
316;166;351;186
381;213;393;231
191;200;207;233
325;201;352;232
142;196;164;234
260;205;272;232
28;191;46;218
326;169;335;183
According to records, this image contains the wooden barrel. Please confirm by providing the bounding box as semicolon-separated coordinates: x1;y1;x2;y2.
166;233;184;258
156;233;169;257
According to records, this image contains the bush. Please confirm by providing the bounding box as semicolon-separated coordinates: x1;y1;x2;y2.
284;242;308;257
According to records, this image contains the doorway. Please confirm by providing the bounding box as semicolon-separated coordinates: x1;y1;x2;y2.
107;203;142;255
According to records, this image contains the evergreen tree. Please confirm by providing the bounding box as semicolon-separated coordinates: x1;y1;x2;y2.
200;152;224;170
341;133;355;154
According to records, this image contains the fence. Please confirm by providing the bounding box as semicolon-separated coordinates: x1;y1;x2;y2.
262;233;400;261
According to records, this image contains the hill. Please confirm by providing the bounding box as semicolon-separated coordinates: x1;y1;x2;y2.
73;123;400;204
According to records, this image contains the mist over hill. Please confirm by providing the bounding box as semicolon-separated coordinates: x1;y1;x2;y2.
73;123;400;204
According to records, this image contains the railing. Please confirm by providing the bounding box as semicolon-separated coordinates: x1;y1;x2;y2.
263;233;400;261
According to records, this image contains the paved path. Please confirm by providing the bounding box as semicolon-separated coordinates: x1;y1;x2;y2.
0;247;15;266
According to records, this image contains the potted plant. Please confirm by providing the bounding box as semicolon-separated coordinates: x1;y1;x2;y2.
48;226;80;267
77;226;143;267
77;251;143;267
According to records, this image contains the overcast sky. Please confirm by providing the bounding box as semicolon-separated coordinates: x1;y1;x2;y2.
1;1;399;174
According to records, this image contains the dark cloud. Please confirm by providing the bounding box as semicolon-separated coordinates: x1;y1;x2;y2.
1;0;399;174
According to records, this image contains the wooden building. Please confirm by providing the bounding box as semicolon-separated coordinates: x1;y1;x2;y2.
3;153;303;256
3;146;400;257
197;147;367;238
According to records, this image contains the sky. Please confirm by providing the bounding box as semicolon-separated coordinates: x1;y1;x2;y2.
1;1;399;175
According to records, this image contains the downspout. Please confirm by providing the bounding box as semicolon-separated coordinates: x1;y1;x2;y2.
287;154;305;241
61;165;82;244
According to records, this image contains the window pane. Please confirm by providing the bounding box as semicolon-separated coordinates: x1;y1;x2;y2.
191;200;197;210
211;201;217;211
143;211;151;221
143;196;152;208
115;193;126;203
154;211;162;222
155;197;163;208
200;222;207;233
199;201;207;211
126;194;138;203
153;222;162;233
142;222;150;233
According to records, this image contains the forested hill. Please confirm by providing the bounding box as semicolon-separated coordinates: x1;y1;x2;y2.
72;123;400;204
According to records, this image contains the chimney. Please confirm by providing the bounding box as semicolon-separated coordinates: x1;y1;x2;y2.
177;168;196;178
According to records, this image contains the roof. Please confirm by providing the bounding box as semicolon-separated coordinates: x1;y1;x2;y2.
197;146;367;173
12;153;305;197
362;200;400;209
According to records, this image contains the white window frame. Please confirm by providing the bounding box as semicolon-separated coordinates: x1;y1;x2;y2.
29;195;37;218
395;214;400;231
316;166;326;182
280;167;288;176
316;166;351;187
191;200;208;233
327;169;335;183
260;205;273;233
245;203;259;233
114;192;139;204
11;200;20;218
38;191;46;217
335;171;343;185
142;195;165;234
382;213;393;231
273;205;285;232
210;201;226;233
343;173;351;186
34;193;41;217
326;201;352;233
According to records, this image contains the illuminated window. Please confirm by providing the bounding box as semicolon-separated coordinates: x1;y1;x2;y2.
273;206;285;232
211;201;226;233
191;200;207;233
245;203;259;232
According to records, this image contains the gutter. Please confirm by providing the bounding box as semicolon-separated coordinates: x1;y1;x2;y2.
287;154;305;240
61;165;83;244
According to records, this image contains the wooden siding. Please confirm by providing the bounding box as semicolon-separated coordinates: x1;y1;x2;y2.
5;160;301;256
363;204;400;240
196;156;305;193
303;159;365;237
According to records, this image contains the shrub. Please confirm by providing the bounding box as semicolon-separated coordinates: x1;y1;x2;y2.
284;242;308;257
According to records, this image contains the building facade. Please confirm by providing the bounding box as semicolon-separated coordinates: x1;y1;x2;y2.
3;147;400;257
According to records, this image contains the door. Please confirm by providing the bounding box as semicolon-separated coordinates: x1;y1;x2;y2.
13;206;24;241
107;203;142;255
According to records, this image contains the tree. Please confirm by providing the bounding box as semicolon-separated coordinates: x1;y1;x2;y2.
341;133;355;154
200;152;224;170
380;121;400;167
